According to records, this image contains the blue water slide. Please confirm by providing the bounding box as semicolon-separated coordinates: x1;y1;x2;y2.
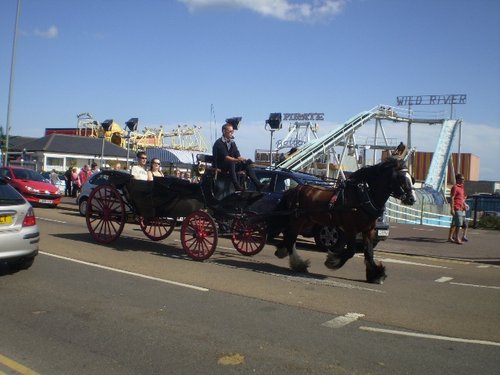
424;119;459;192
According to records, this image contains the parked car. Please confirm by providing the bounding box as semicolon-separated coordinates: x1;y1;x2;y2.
246;167;390;251
77;170;131;216
0;166;62;207
0;177;39;271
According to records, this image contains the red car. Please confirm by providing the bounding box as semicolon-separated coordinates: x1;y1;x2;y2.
0;166;62;207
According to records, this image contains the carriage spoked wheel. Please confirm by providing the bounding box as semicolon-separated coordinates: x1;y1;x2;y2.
180;210;218;261
86;184;126;244
231;212;267;256
139;216;176;241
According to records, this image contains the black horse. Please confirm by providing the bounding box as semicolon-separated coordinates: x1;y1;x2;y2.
269;156;416;284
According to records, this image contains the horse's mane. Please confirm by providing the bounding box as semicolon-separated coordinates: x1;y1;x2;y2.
349;157;404;183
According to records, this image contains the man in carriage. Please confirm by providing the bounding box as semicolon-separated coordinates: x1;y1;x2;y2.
212;122;265;192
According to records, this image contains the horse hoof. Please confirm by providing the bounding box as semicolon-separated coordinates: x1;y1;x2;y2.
324;253;345;270
274;247;288;259
290;258;310;273
366;263;387;284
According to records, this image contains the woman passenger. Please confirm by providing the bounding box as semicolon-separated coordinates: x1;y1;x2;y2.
147;158;164;181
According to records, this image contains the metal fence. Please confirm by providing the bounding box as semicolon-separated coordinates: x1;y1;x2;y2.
386;194;500;228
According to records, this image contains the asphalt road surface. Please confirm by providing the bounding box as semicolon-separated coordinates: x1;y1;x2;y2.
0;202;498;374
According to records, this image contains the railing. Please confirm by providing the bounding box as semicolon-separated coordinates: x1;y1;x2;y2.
386;198;452;227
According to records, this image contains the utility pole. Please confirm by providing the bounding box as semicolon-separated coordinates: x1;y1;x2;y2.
4;0;22;166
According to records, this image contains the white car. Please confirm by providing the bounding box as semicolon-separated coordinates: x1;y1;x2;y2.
0;176;39;271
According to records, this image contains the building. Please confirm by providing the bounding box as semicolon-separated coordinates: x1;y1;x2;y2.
411;152;480;183
8;134;131;172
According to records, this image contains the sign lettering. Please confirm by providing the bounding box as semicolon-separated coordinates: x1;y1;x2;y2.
396;94;466;106
275;139;306;150
283;113;324;121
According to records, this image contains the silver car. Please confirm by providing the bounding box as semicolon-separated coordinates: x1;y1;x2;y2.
77;170;131;216
0;177;39;271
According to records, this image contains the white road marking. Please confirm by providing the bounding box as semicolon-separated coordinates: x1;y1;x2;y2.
450;282;500;290
435;276;454;283
40;252;209;292
322;313;365;328
359;326;500;347
411;227;435;232
356;255;449;269
37;217;67;224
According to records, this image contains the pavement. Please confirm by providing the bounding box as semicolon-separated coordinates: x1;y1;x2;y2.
56;196;500;266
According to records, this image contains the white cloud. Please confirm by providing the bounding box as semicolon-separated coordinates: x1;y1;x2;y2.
34;25;59;39
178;0;346;22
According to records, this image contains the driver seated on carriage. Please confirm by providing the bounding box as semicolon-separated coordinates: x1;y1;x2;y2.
212;122;265;192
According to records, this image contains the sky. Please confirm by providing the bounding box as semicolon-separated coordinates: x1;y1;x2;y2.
0;0;499;180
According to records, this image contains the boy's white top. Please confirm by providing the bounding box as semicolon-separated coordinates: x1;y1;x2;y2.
131;165;148;181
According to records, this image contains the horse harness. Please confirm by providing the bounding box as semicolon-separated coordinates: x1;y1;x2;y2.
290;181;384;218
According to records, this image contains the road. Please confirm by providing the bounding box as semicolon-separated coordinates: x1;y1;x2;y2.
0;201;499;374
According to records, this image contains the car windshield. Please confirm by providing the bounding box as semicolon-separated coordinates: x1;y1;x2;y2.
13;169;45;182
0;181;26;205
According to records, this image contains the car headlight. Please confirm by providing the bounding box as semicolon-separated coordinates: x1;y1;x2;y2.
24;185;42;193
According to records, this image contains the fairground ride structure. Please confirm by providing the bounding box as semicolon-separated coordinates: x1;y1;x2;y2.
162;124;208;152
76;113;208;153
276;104;462;196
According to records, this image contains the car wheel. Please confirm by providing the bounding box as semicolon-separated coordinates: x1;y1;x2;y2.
79;197;88;216
314;225;340;251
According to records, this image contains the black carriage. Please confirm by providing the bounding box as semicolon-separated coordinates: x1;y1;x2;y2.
85;165;268;261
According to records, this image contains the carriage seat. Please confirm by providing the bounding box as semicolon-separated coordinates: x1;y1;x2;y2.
197;153;246;193
196;154;220;174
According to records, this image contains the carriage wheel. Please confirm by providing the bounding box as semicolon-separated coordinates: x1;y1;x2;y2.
139;216;176;241
181;211;218;261
86;184;126;244
231;212;267;256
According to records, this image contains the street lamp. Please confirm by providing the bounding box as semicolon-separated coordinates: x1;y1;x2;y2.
125;118;138;169
265;113;282;166
225;117;242;130
100;119;113;167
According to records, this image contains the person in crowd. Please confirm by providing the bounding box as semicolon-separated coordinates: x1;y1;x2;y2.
131;151;148;180
77;165;92;191
90;162;100;175
212;122;264;191
175;169;182;178
448;173;467;245
63;167;72;197
147;158;164;181
114;162;122;171
71;167;79;197
50;169;59;185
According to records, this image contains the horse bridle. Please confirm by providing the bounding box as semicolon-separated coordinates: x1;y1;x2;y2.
390;167;415;203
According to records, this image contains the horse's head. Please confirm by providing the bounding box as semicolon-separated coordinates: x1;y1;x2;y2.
391;162;416;205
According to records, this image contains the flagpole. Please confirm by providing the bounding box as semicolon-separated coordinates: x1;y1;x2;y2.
4;0;22;166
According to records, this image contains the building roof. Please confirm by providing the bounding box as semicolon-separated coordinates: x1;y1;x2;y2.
7;136;38;149
15;134;129;157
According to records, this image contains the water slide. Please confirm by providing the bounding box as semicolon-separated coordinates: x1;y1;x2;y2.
424;119;459;192
276;110;377;171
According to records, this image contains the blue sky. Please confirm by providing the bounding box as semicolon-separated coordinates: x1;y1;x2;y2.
1;0;499;180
